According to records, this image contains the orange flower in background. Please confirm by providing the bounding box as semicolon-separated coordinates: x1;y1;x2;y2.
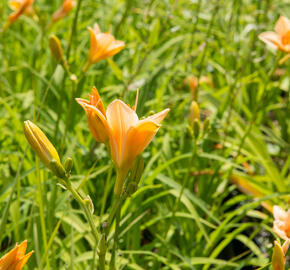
76;87;108;143
273;205;290;240
51;0;76;24
259;16;290;53
83;23;125;71
76;89;169;195
4;0;34;30
0;240;33;270
184;75;213;100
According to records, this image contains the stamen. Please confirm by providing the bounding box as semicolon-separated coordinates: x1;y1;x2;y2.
134;88;139;112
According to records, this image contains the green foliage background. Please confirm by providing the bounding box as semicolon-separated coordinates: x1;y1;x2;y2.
0;0;289;269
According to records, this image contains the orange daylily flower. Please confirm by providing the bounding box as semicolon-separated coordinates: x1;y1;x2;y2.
76;89;169;195
0;240;33;270
51;0;76;24
76;87;108;143
259;16;290;53
4;0;34;30
273;205;290;240
83;23;125;71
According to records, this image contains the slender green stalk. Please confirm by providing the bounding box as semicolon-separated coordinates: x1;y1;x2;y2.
67;182;99;243
109;206;121;270
66;0;84;59
193;0;219;101
171;139;198;219
35;159;50;269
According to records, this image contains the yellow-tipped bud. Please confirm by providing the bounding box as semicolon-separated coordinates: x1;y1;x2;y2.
49;35;64;62
49;35;66;64
272;240;285;270
189;101;200;127
24;120;64;177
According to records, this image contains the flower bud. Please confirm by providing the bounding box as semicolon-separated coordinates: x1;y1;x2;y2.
84;195;94;214
193;119;200;139
50;159;66;179
272;240;285;270
49;35;65;63
24;120;64;177
203;118;210;136
189;101;200;127
64;157;73;174
126;156;144;196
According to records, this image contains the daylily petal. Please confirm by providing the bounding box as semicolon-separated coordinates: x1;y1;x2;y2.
146;108;170;125
92;34;116;63
106;99;138;166
88;27;98;63
0;241;32;270
0;245;19;270
13;251;33;270
273;205;290;240
51;0;75;23
87;23;125;65
122;120;160;169
15;240;27;260
93;23;101;34
76;99;109;143
88;87;106;115
274;206;288;221
259;31;282;50
9;0;22;10
275;16;290;37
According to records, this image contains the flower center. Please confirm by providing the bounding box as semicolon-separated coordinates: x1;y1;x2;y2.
281;31;290;45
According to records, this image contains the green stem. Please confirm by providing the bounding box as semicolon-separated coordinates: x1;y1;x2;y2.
171;138;197;219
98;251;106;270
67;182;99;243
109;206;121;270
66;0;84;59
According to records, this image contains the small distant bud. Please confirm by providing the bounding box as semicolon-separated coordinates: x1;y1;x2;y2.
49;35;65;63
189;101;200;127
184;76;198;100
272;240;285;270
203;118;210;136
193;119;200;139
24;121;64;177
84;195;94;214
64;157;73;174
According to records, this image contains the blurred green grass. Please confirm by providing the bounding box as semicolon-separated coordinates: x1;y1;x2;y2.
0;0;290;269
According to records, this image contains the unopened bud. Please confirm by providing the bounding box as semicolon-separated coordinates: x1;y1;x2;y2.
193;119;200;139
203;118;210;136
189;101;200;127
24;120;63;177
50;159;66;179
64;157;73;174
272;240;285;270
49;35;65;63
127;156;144;196
84;195;94;214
